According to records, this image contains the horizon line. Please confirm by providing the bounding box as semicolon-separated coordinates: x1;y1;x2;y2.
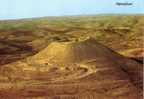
0;13;144;21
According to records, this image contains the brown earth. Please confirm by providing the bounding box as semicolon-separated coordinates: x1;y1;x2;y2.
0;38;142;99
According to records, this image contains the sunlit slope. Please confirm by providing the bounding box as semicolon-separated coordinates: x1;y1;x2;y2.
0;38;142;99
31;38;143;88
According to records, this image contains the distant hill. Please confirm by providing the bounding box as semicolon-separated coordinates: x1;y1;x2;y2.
0;14;143;64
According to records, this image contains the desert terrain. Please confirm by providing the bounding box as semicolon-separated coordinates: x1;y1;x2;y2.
0;15;143;99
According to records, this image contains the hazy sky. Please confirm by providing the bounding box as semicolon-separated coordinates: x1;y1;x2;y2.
0;0;144;19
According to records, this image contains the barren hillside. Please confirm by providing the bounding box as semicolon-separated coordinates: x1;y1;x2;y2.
0;15;143;99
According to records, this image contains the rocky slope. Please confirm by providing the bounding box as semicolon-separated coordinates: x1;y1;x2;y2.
0;38;142;99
